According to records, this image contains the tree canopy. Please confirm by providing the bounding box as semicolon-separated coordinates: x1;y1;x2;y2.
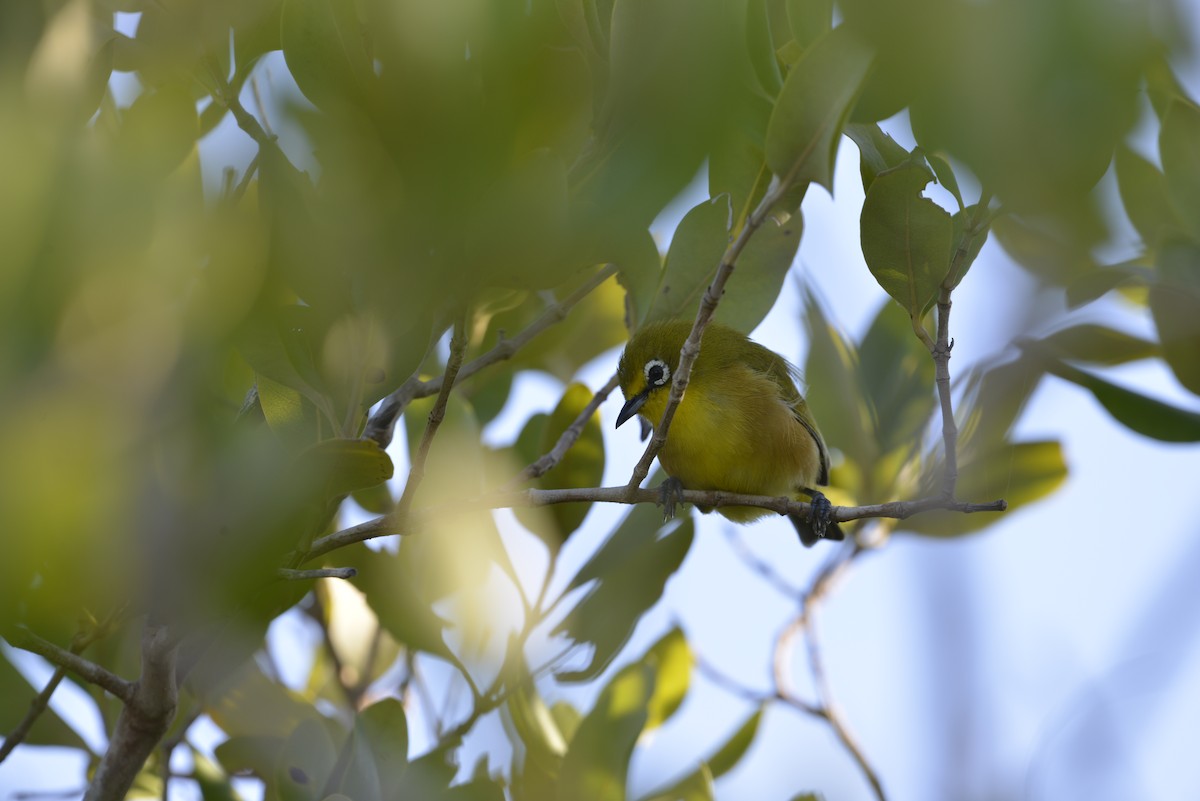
2;0;1199;799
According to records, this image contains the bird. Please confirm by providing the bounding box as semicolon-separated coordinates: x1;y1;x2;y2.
615;319;843;546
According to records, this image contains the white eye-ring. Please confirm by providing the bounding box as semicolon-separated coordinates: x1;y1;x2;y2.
644;359;670;387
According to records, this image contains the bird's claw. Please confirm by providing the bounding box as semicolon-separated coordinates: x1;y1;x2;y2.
658;477;686;521
808;490;833;540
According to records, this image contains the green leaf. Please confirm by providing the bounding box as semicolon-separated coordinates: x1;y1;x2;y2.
615;230;666;332
843;123;920;193
203;662;325;742
357;698;409;797
641;764;715;801
117;81;199;177
991;214;1097;287
554;503;694;682
714;211;803;334
277;719;339;801
801;288;873;471
709;708;764;777
926;152;964;211
505;682;569;774
281;0;373;111
944;204;989;291
1115;145;1182;246
215;735;285;780
557;662;656;801
647;198;731;326
1052;363;1200;442
350;544;453;659
765;25;873;192
1025;324;1158;366
907;441;1067;537
535;383;607;541
787;0;833;48
860;161;954;318
1152;241;1200;391
193;748;244;801
293;438;393;499
642;628;692;731
1063;262;1153;309
1159;100;1200;238
858;300;936;455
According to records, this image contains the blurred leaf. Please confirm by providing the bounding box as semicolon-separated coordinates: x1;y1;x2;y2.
908;441;1066;537
281;0;373;111
1153;240;1200;396
203;660;326;741
293;438;393;499
278;719;339;801
1052;363;1200;442
1159;100;1200;238
765;25;873;192
117;81;200;178
357;698;409;797
843;123;921;193
1025;324;1158;366
1115;145;1182;247
744;0;782;97
505;682;569;774
531;382;607;543
216;735;285;781
352;482;394;514
991;213;1097;286
858;300;936;455
616;230;666;332
802;288;873;470
323;726;383;801
709;98;773;236
557;662;656;801
641;764;715;801
708;708;764;777
787;0;833;48
0;650;88;750
193;748;244;801
1064;262;1153;309
642;628;692;731
350;544;453;660
860;161;953;318
554;504;694;682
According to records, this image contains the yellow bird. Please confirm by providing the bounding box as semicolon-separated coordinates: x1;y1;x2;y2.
616;319;843;546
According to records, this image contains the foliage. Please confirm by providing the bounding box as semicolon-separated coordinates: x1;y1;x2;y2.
0;0;1198;799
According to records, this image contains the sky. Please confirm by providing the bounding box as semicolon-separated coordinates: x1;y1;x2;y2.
4;7;1200;801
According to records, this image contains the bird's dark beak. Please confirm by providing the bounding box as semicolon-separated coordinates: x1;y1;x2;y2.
615;390;649;428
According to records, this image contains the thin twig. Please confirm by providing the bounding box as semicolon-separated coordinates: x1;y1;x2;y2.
722;528;801;598
694;654;776;706
304;488;1005;560
626;177;801;491
932;290;958;498
365;264;619;448
277;566;357;581
507;372;621;487
396;314;470;518
5;630;134;704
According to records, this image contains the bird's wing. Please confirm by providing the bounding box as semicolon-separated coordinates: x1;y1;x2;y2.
745;342;831;486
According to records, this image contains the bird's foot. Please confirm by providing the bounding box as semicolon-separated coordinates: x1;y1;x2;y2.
658;477;686;521
806;489;833;541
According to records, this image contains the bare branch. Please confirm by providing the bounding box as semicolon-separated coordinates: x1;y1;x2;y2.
303;513;405;563
507;372;620;487
366;264;619;448
6;630;133;704
277;566;357;581
84;622;179;801
626;176;800;490
396;314;470;518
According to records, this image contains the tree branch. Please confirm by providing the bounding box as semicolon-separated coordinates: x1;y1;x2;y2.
507;372;620;487
626;176;800;491
396;314;470;518
365;264;619;448
84;622;179;801
6;629;134;704
277;567;357;581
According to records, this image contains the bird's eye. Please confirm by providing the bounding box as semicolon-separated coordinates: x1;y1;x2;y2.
644;359;670;387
